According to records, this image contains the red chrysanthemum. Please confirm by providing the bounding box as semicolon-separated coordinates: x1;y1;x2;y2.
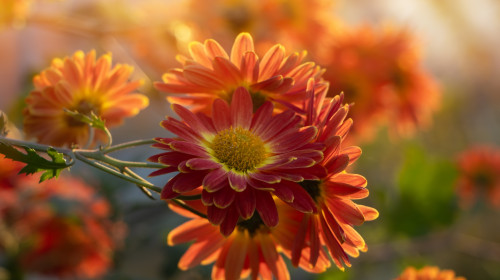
395;266;466;280
321;25;440;139
23;50;149;147
167;198;330;280
155;32;326;114
456;145;500;208
288;82;378;270
149;88;325;236
0;156;125;279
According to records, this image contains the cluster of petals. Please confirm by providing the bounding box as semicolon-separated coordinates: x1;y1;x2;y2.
395;266;466;280
23;50;149;147
456;145;500;208
288;82;379;270
167;198;330;280
155;32;326;115
0;156;124;278
149;88;325;236
320;25;440;139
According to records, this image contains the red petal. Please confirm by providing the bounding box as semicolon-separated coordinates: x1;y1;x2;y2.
220;206;240;236
207;205;227;225
213;189;236;209
236;189;256;219
186;158;222;170
228;172;247;192
203;168;229;192
256;192;279;227
212;98;231;132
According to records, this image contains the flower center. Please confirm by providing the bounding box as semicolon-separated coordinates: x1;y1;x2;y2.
299;179;323;203
210;127;266;173
237;213;267;237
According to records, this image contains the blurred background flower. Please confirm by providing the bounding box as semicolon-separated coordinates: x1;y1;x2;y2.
1;0;500;279
0;156;125;279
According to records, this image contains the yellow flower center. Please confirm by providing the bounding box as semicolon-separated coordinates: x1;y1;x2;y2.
210;127;266;173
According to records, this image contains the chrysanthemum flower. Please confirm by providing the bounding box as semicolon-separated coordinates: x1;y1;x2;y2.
155;32;326;114
0;155;124;278
184;0;340;54
395;266;466;280
23;50;149;147
149;88;324;236
456;145;500;208
288;82;378;271
167;199;329;280
321;25;440;139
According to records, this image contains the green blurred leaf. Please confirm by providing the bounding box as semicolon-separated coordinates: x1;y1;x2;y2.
388;145;459;236
0;142;70;182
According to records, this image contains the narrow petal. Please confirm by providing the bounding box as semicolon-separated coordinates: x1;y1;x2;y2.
228;172;247;192
256;192;279;227
207;205;227;225
236;189;256;219
220;207;240;236
213;189;236;209
212;98;231;132
186;158;222;170
231;88;253;129
231;32;255;67
203;168;229;192
224;231;249;280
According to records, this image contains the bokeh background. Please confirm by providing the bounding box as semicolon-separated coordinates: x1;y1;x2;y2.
1;0;500;279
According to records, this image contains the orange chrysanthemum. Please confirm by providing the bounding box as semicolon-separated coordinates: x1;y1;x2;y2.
0;156;124;278
184;0;340;54
395;266;466;280
290;83;378;270
456;145;500;208
0;0;31;28
23;50;149;147
321;26;440;139
149;89;324;236
155;32;326;114
167;199;329;280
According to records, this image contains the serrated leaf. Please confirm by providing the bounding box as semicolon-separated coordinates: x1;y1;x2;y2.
0;142;71;182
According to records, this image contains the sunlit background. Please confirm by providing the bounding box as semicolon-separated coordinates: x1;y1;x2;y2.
1;0;500;279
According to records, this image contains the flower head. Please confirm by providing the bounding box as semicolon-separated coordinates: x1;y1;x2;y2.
155;32;326;114
23;50;149;147
0;156;124;278
395;266;466;280
149;88;324;236
167;199;329;280
321;26;440;139
289;83;378;271
456;145;500;208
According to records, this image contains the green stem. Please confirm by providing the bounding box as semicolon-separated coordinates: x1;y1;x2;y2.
171;199;207;219
74;152;162;193
101;139;157;154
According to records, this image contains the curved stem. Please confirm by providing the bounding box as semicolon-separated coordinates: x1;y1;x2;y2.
171;199;207;219
101;139;157;154
74;152;162;193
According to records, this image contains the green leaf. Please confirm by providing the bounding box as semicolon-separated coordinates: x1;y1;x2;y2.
388;145;459;236
0;142;70;182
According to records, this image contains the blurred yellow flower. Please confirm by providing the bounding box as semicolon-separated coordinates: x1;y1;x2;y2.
23;50;149;147
0;0;31;28
395;266;466;280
